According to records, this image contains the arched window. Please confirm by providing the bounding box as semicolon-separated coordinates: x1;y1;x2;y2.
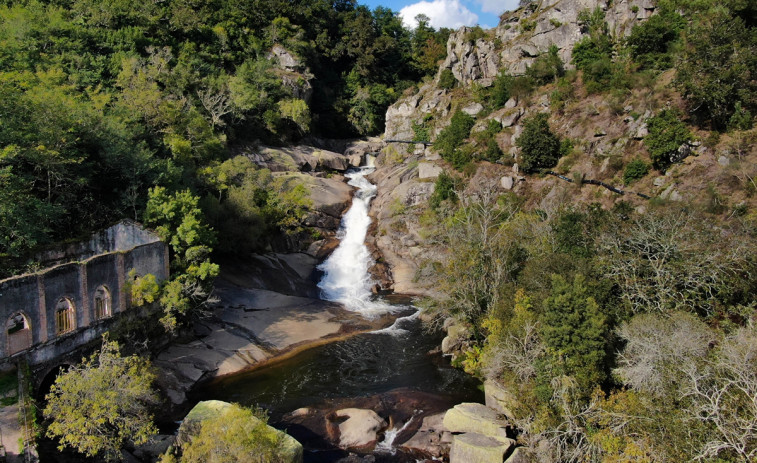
6;313;32;355
55;298;76;335
94;286;112;320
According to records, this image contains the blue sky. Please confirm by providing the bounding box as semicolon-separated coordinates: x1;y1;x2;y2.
362;0;520;29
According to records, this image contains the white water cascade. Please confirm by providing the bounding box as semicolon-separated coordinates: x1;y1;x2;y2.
317;159;394;316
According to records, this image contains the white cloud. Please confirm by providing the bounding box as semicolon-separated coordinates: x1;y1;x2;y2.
475;0;520;15
399;0;479;29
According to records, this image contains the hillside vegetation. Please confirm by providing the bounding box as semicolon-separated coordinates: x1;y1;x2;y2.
374;0;757;461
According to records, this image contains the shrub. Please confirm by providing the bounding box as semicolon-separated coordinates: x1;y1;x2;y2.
623;158;650;184
729;102;753;131
526;45;565;85
490;72;513;108
645;109;692;170
439;68;457;89
435;110;476;169
430;171;459;209
516;113;562;172
626;9;685;70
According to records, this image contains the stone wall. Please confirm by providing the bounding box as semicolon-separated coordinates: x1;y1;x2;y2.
0;222;169;362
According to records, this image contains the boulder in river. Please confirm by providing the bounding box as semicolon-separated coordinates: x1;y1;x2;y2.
330;408;388;451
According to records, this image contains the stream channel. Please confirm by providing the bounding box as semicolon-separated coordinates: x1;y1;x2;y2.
194;165;482;462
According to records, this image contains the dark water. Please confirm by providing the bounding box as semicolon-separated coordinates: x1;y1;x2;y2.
194;309;482;420
191;308;483;462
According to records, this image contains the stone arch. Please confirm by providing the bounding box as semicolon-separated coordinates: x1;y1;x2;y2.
54;297;76;335
93;285;112;320
6;312;32;356
36;364;71;403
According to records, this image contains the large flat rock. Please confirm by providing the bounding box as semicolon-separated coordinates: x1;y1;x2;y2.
449;432;515;463
443;402;509;440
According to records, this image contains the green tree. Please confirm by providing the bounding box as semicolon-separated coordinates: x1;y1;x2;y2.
526;45;565;85
43;339;158;462
644;109;691;170
675;6;757;128
626;8;685;69
623;158;650;185
144;187;219;331
434;110;476;169
516;113;562;172
541;274;608;393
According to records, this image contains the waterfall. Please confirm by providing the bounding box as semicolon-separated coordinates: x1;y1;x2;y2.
317;163;393;316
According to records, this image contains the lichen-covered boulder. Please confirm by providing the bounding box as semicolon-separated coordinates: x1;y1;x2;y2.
484;380;521;419
449;432;515;463
443;403;509;440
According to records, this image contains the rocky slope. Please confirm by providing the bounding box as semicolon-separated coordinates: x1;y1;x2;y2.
367;0;756;298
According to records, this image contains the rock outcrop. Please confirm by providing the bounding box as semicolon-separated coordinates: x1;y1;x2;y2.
442;402;521;463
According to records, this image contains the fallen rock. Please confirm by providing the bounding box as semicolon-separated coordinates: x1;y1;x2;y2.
333;408;387;450
463;102;485;116
501;176;515;190
443;403;510;440
399;413;450;458
449;432;515;463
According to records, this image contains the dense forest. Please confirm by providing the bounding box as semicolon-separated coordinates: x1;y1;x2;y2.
0;0;450;276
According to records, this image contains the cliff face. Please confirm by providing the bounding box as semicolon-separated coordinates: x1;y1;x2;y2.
386;0;656;142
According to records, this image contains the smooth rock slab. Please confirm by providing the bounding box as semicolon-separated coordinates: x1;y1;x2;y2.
443;403;509;439
335;408;387;450
418;162;443;179
449;432;515;463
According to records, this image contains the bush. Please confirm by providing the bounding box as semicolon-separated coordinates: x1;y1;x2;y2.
516;113;562;172
729;102;753;131
526;45;565;85
645;109;692;170
623;158;650;184
435;110;476;169
430;171;459;209
439;69;457;89
626;9;685;70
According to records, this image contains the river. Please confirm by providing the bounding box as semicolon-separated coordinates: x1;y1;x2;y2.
194;165;481;461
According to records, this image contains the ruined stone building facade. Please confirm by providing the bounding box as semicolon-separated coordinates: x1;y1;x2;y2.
0;221;169;365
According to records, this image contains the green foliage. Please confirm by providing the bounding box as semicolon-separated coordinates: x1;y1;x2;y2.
645;109;692;170
729;101;754;131
541;274;608;394
429;171;459;209
170;404;291;463
439;68;457;90
44;339;158;462
623;158;650;184
526;45;565;85
626;9;685;69
434;110;476;169
144;187;219;331
674;4;757;129
516;113;562;173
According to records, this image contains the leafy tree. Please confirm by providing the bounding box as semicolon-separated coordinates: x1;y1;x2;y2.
43;339;158;462
516;113;562;172
675;6;757;129
144;187;219;331
526;45;565;85
541;274;608;394
434;110;475;169
626;8;685;69
644;109;692;170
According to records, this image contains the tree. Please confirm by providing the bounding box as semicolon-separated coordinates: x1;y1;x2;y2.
434;110;475;169
144;187;219;331
541;274;608;394
43;339;158;461
516;113;562;172
644;109;692;170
